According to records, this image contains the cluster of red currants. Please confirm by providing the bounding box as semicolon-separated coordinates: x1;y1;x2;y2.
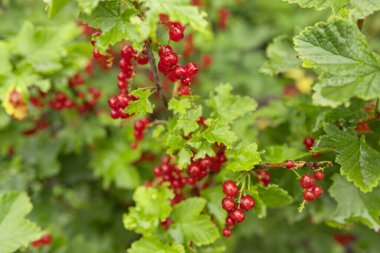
221;180;255;238
159;14;186;42
300;170;324;202
303;136;321;158
131;117;151;149
158;45;199;96
48;92;75;110
153;148;227;207
108;45;145;119
31;235;52;248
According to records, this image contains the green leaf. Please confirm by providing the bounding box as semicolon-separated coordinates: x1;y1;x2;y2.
177;148;192;169
264;145;308;163
201;188;226;227
260;35;301;76
77;0;100;14
169;198;219;246
91;130;140;189
0;42;11;76
168;97;192;115
202;119;237;148
206;84;257;123
14;22;81;73
175;107;202;136
188;133;216;160
283;0;380;19
128;236;185;253
282;0;346;11
225;142;261;172
329;175;380;230
294;18;380;107
125;89;154;117
141;0;210;38
0;192;42;253
43;0;71;17
123;184;174;234
257;185;293;208
314;125;380;192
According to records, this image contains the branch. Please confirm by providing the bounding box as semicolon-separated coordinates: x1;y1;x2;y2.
257;161;333;170
146;40;168;107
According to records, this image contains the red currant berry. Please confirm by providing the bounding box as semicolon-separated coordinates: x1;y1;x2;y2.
158;45;173;57
56;92;67;102
303;137;315;150
119;58;132;71
223;227;232;238
240;195;255;211
257;169;270;187
40;235;52;244
108;96;119;109
178;85;191;96
118;80;127;90
153;166;162;177
118;72;128;81
110;109;120;119
161;52;178;67
121;45;135;59
226;216;236;227
303;191;316;202
300;174;315;189
310;185;323;198
93;49;103;59
230;209;245;223
117;93;129;108
199;158;211;170
134;120;145;131
137;53;149;65
221;197;236;212
223;180;239;197
285;160;295;169
169;22;185;41
188;164;201;178
180;77;192;86
185;62;198;76
158;61;172;74
174;66;187;79
313;171;324;180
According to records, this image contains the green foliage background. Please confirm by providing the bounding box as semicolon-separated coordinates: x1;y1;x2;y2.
0;0;380;252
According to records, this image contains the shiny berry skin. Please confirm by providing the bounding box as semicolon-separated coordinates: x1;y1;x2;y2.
313;171;324;180
240;195;255;211
119;58;132;71
40;235;52;244
169;22;185;41
185;62;198;76
222;197;236;212
181;77;192;86
158;45;173;57
108;96;119;109
300;174;315;189
303;191;315;202
230;209;245;223
285;160;295;169
153;166;161;177
226;216;236;227
223;227;232;238
93;49;103;59
161;52;178;67
134;120;145;131
110;109;120;119
137;53;149;65
121;45;135;59
223;180;239;197
118;72;128;81
117;93;129;108
174;66;187;79
158;61;172;74
303;137;315;150
117;80;127;90
310;185;323;198
188;164;201;177
178;85;191;96
199;158;211;170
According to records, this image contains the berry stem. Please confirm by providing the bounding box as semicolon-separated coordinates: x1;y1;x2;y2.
172;81;180;98
257;161;332;170
298;200;306;213
146;40;168;108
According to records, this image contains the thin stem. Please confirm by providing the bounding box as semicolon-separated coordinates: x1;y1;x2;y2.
172;81;179;98
257;161;333;170
145;40;168;107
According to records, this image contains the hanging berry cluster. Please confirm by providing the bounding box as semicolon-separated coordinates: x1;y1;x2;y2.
153;147;227;207
131;117;151;149
158;45;199;96
107;45;147;119
300;170;324;203
257;169;270;187
221;180;255;238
